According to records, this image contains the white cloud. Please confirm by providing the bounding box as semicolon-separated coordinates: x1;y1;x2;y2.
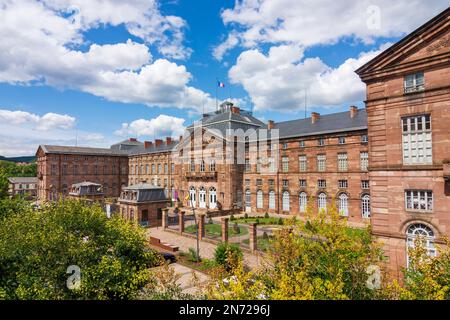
115;114;186;138
216;0;447;58
213;33;239;61
0;108;107;156
229;44;389;111
0;109;75;131
0;0;215;112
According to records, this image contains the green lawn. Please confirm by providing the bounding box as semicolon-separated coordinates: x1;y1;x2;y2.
230;216;285;225
242;235;275;251
185;222;248;238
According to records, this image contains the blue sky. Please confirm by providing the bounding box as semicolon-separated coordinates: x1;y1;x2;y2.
0;0;447;156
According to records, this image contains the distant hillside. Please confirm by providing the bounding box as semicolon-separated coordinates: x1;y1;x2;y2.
0;155;36;163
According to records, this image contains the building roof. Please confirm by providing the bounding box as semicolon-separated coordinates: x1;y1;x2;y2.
38;145;129;156
7;177;38;184
129;140;179;156
110;138;144;151
261;108;367;140
121;183;168;203
71;181;102;187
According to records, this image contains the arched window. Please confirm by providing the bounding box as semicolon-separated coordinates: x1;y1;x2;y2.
338;193;348;216
209;187;217;209
256;190;263;209
318;192;327;212
299;192;307;212
199;186;206;208
245;189;251;212
361;194;370;218
406;223;436;268
189;186;196;207
282;191;290;211
269;190;276;210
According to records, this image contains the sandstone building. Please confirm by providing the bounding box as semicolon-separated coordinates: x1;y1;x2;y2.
356;7;450;277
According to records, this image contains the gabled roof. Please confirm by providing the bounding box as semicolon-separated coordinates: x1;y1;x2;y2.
7;177;38;184
356;7;450;80
38;145;129;156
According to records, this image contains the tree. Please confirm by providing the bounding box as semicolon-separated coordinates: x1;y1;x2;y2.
383;237;450;300
207;202;385;300
0;198;161;299
0;168;8;199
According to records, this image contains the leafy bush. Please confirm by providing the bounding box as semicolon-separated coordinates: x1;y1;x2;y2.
264;212;269;219
255;218;260;224
187;247;200;262
277;217;284;225
214;242;243;271
230;214;235;221
0;198;161;299
244;213;248;219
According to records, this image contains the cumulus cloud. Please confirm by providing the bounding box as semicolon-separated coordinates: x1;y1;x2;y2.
216;0;447;57
115;114;186;139
0;0;215;111
229;44;389;111
0;109;75;131
213;33;239;61
0;108;107;156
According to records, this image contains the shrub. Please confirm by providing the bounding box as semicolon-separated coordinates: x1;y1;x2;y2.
214;242;243;271
187;247;200;262
262;231;269;240
244;212;248;219
255;218;260;224
264;212;269;219
277;217;284;225
230;214;235;221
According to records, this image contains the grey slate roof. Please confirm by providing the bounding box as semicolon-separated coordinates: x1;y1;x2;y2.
261;108;368;140
110;139;144;151
39;145;129;156
7;177;38;184
129;141;179;156
71;181;102;187
121;183;168;203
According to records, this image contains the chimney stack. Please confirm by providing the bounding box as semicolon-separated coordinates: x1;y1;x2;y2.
155;139;163;147
179;135;183;142
129;138;137;142
350;106;358;118
166;137;172;145
144;141;153;149
311;112;320;124
231;106;240;114
268;120;275;130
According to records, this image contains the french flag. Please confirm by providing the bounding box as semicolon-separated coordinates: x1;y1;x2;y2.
217;81;225;88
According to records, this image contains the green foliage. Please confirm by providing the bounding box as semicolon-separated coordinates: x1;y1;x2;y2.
244;213;248;219
264;212;269;219
0;198;161;299
277;217;284;225
214;242;243;271
255;218;260;224
0;168;9;199
230;214;235;221
0;196;32;219
187;247;200;262
0;160;37;178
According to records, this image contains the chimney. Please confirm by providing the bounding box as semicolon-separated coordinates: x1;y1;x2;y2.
268;120;275;130
231;106;240;114
155;139;163;147
179;135;183;142
129;138;137;142
166;137;173;145
311;112;320;124
144;141;153;149
350;106;358;118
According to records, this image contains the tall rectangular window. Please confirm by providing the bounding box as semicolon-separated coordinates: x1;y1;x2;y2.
338;153;348;172
338;180;348;188
404;72;424;93
402;115;432;165
282;156;289;172
299;155;307;172
299;179;307;187
268;157;276;173
405;190;433;212
360;152;369;171
361;180;370;189
317;154;326;172
245;159;251;172
62;164;67;175
282;179;289;188
318;138;325;146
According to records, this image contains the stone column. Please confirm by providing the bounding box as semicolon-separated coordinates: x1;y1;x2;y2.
161;208;169;229
198;214;205;240
249;222;257;252
221;217;229;243
178;211;185;234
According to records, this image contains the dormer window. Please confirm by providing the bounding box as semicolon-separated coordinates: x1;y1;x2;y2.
404;72;424;94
